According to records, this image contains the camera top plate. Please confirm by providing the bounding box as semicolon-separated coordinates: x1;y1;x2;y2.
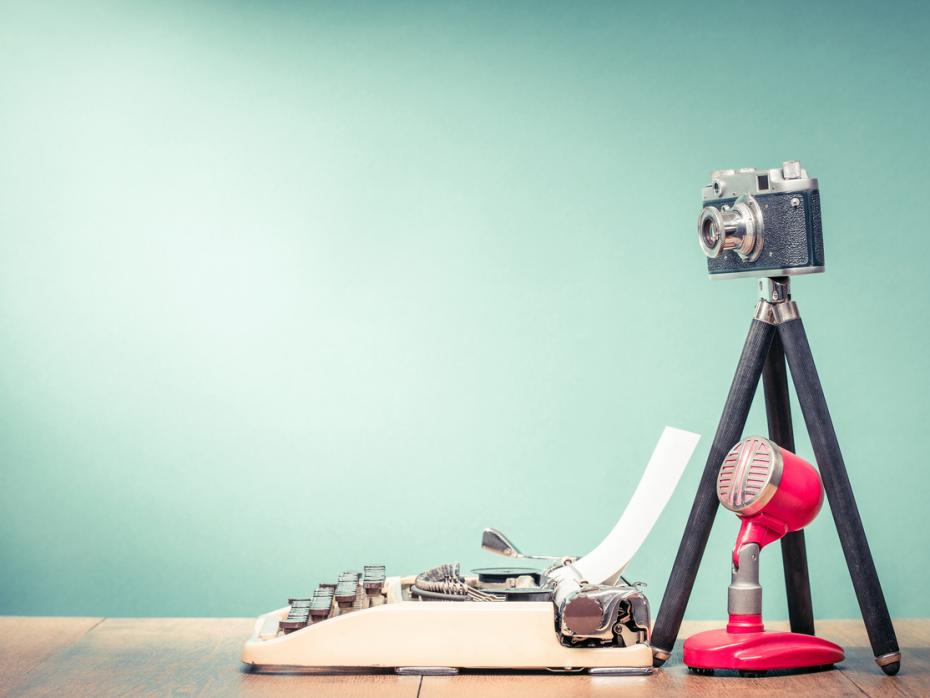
702;161;818;203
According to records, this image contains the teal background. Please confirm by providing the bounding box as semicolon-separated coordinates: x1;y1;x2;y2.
2;1;929;621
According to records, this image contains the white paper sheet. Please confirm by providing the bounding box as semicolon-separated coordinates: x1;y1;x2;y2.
553;426;700;586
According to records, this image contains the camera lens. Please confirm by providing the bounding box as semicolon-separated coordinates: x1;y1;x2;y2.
701;217;715;242
698;207;725;258
696;195;764;262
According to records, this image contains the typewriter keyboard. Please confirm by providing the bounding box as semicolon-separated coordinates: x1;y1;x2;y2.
278;565;387;634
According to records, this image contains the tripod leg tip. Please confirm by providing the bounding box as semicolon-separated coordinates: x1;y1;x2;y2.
879;660;900;676
652;648;671;668
876;652;901;675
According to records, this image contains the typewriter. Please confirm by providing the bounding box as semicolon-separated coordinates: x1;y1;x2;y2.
242;427;699;673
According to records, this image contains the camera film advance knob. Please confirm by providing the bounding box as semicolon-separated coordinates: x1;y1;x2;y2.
697;194;765;262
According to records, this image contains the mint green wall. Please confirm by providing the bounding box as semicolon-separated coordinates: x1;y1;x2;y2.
2;1;929;620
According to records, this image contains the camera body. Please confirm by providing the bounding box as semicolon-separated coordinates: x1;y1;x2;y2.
697;161;824;279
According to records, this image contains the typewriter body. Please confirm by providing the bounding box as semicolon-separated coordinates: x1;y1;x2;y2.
242;427;700;673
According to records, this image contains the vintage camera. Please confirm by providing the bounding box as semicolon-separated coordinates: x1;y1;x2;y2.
697;161;824;279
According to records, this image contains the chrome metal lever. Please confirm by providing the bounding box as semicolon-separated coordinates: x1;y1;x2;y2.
481;528;568;562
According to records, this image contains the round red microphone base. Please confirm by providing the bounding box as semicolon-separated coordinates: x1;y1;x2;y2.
683;627;845;674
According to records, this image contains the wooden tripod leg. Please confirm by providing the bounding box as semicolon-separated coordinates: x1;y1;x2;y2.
650;315;776;666
779;315;901;675
762;331;816;636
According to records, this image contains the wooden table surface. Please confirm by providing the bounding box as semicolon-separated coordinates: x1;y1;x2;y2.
1;617;927;697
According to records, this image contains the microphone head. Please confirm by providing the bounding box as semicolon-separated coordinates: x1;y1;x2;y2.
717;435;824;533
717;436;783;515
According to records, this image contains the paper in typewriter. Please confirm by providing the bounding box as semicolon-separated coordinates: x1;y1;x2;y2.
556;426;700;585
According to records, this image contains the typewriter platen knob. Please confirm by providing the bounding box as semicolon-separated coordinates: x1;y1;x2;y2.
561;594;604;636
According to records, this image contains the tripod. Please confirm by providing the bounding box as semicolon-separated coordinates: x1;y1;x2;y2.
650;277;901;676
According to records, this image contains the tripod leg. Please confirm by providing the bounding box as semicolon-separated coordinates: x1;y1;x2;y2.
778;316;901;675
651;315;776;666
762;332;816;636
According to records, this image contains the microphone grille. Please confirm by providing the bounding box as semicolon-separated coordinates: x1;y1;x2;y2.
717;436;782;513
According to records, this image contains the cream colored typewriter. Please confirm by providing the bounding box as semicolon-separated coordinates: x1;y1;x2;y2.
242;427;700;674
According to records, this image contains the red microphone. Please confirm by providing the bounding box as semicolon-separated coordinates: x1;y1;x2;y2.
683;436;845;676
718;436;824;571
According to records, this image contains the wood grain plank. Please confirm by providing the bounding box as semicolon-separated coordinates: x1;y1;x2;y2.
419;668;863;698
4;617;928;698
817;619;930;698
418;620;914;698
0;616;103;696
10;618;420;698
